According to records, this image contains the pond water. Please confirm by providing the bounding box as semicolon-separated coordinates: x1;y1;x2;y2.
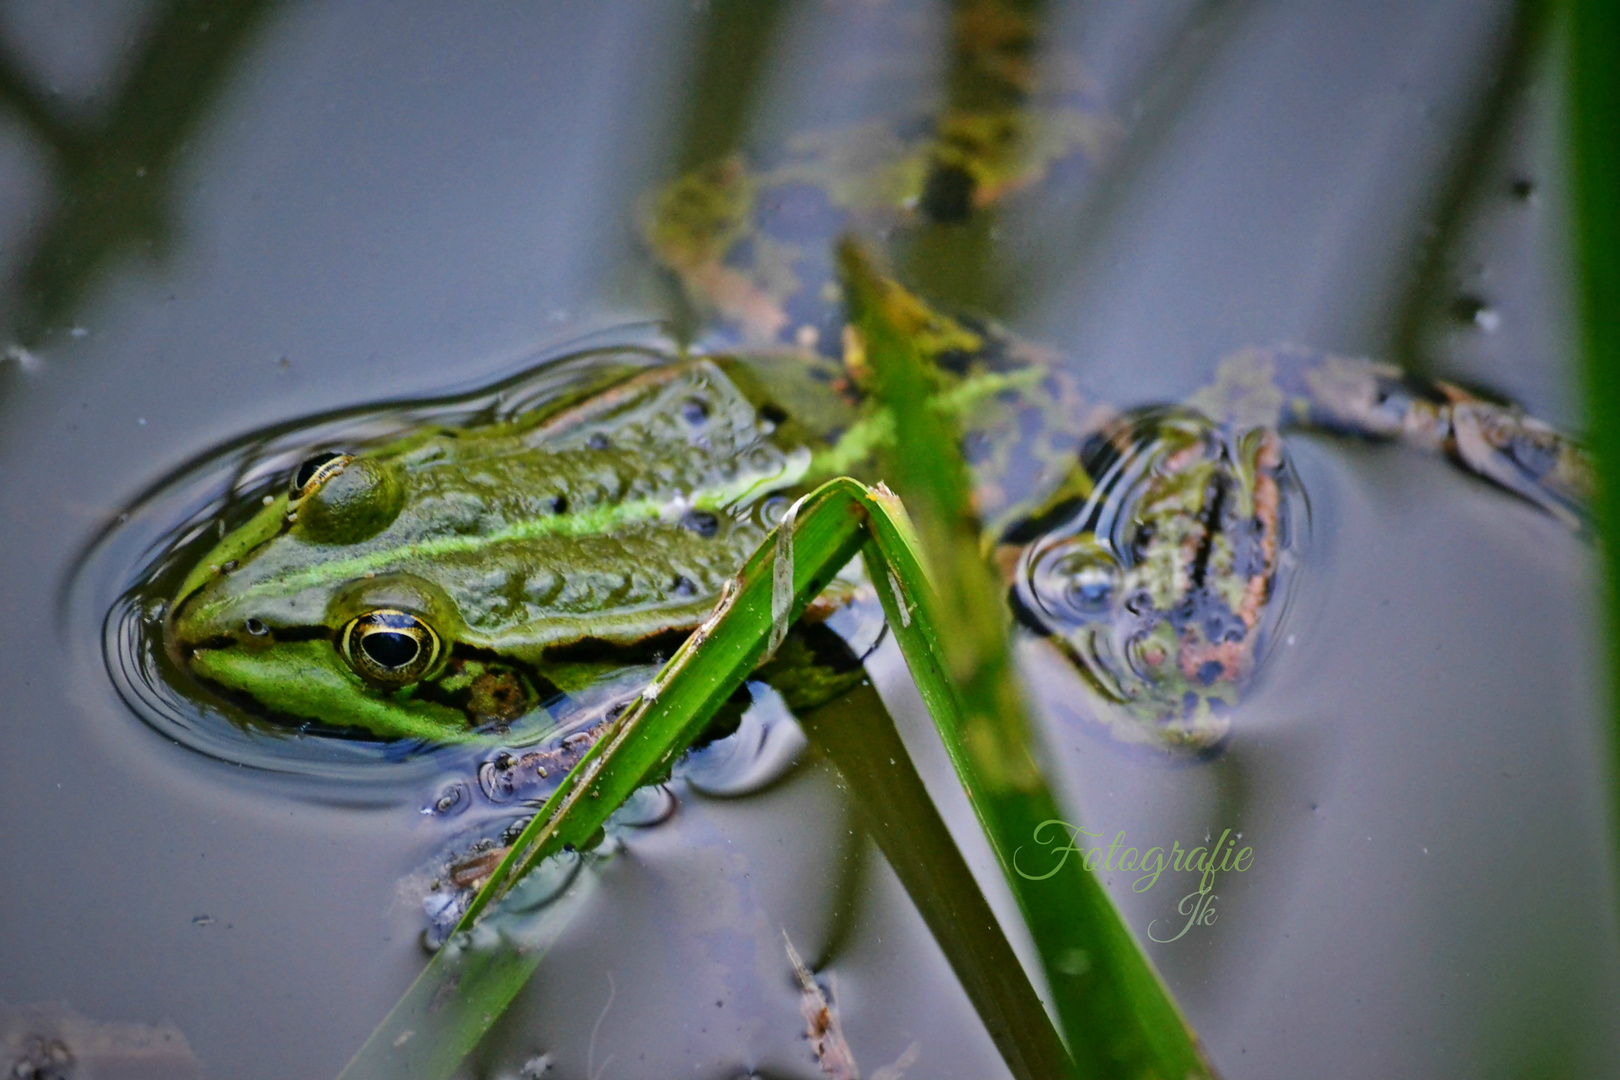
1;2;1616;1078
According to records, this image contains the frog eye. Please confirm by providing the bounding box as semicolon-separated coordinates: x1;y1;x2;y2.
340;609;442;686
290;450;353;502
293;456;406;544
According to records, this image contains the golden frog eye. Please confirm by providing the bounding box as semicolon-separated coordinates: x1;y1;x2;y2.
340;608;441;686
290;450;354;503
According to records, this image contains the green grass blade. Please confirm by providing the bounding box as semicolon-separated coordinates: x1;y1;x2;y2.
841;239;1214;1078
1570;0;1620;893
343;477;1077;1079
339;481;871;1078
336;866;595;1080
800;680;1077;1080
461;484;872;926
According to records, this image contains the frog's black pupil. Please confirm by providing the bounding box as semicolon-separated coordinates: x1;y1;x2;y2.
362;630;419;670
294;451;344;491
759;403;788;426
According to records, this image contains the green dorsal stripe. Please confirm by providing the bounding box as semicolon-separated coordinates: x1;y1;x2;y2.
215;448;813;609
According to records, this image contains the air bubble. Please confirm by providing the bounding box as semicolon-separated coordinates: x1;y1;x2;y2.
425;782;470;816
1026;540;1120;622
1452;295;1500;331
758;495;791;529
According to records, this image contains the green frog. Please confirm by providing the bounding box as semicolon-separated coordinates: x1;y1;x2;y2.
162;322;1586;756
159;4;1589;756
166;354;836;743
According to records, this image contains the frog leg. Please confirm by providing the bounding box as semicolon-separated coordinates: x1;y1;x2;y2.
1188;345;1592;530
1439;386;1592;529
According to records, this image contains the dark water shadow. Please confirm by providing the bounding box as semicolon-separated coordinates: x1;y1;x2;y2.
0;0;284;347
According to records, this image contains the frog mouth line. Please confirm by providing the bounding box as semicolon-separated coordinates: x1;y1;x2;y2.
176;625;569;730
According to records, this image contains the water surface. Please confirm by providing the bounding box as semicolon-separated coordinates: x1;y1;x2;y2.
0;2;1614;1077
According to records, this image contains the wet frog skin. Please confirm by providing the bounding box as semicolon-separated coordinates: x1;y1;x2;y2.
168;359;836;742
632;124;1592;748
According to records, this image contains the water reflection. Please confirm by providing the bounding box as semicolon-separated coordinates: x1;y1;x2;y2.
0;0;283;345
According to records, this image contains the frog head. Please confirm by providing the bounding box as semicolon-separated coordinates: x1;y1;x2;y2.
165;360;814;742
1005;410;1300;750
165;449;546;743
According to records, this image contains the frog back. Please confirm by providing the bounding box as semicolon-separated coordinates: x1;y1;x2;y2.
172;360;826;666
